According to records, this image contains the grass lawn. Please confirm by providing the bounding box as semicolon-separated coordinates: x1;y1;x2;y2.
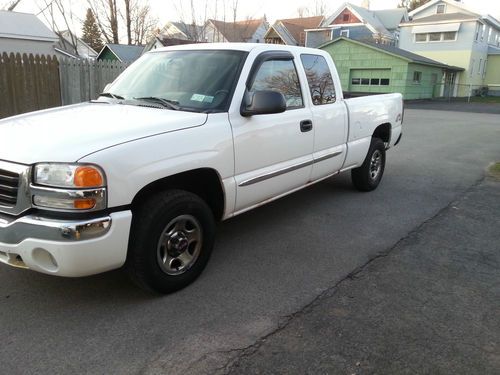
469;96;500;104
489;163;500;179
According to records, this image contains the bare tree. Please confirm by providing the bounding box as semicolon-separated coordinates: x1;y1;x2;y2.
87;0;119;44
170;0;210;42
131;4;158;45
297;0;327;17
230;0;239;23
2;0;22;10
38;0;80;56
124;0;132;44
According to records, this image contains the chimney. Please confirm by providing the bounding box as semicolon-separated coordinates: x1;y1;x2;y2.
361;0;370;9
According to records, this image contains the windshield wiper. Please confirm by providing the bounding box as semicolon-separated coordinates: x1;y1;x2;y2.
99;92;125;100
133;96;180;110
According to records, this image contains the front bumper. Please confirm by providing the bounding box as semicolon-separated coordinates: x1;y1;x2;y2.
0;211;132;277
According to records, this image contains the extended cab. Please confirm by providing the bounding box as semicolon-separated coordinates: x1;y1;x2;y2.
0;44;403;293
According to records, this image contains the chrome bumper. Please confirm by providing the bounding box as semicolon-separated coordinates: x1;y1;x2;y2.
0;213;111;245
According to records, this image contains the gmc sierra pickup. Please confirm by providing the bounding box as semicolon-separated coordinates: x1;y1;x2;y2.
0;43;403;293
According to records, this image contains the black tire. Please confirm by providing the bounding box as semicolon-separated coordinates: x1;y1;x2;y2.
126;190;215;294
351;137;386;192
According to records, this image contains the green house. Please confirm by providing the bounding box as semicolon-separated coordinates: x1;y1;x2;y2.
320;37;463;100
96;44;145;63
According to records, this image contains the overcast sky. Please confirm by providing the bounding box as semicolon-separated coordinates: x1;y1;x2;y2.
8;0;500;36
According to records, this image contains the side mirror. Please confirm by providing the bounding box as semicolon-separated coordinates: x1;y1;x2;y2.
241;90;287;117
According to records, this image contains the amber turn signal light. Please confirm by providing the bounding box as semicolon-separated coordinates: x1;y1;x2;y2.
74;166;104;188
73;198;96;210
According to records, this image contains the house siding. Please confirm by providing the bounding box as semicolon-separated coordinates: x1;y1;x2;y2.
331;25;374;41
0;37;56;56
321;39;444;99
400;0;500;96
485;55;500;95
411;1;465;18
331;9;361;25
485;55;500;83
99;48;118;61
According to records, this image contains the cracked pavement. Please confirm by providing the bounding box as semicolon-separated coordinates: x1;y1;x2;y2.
219;176;500;374
1;108;500;374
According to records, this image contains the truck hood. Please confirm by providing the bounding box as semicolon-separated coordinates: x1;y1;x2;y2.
0;102;208;164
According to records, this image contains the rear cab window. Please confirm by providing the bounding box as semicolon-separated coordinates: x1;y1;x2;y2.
300;54;336;105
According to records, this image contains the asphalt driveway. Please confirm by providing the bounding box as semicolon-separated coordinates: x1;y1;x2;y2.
1;109;499;374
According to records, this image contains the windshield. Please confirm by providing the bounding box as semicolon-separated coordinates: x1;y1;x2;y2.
104;50;247;112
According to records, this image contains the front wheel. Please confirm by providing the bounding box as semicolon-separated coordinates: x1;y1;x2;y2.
126;190;215;294
351;137;386;192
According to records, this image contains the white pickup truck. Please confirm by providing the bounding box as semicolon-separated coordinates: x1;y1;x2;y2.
0;43;403;293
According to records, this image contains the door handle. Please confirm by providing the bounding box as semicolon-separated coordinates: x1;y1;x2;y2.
300;120;313;133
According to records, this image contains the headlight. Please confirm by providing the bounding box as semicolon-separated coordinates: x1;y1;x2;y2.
31;163;107;212
34;163;105;188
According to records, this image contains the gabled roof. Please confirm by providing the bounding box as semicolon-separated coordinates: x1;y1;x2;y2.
322;3;394;37
0;10;58;42
409;0;479;18
165;22;205;40
321;37;464;71
97;44;145;62
373;8;408;30
57;30;98;59
266;16;324;45
208;18;267;42
401;12;478;25
489;46;500;55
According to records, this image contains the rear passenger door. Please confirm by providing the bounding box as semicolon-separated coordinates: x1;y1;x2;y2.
300;54;348;181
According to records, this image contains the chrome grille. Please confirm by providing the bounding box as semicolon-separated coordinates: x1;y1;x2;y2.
0;169;20;207
0;160;31;216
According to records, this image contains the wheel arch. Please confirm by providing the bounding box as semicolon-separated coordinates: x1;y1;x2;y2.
131;168;226;221
372;123;391;144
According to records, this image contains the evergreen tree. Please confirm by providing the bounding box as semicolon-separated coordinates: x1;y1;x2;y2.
82;8;104;53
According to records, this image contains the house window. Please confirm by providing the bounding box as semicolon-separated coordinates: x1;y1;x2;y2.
343;13;350;22
300;54;336;105
470;59;474;77
413;71;422;84
436;4;446;14
340;30;350;38
416;32;457;43
429;33;441;42
352;77;390;86
483;59;487;78
475;24;480;41
415;33;427;42
443;32;456;41
478;59;482;75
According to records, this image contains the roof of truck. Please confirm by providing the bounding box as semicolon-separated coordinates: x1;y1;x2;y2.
153;42;326;55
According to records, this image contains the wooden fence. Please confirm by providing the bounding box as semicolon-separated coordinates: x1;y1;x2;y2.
0;53;61;119
59;58;128;105
0;53;128;119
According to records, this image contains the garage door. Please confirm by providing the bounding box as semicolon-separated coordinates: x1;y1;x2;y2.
349;69;391;91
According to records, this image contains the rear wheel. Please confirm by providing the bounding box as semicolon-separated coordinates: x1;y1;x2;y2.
351;137;386;192
126;190;215;294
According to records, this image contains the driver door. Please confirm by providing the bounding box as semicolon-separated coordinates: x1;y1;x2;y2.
228;52;314;213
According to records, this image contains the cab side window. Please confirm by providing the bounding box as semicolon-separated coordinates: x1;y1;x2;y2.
249;59;303;109
300;54;336;105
